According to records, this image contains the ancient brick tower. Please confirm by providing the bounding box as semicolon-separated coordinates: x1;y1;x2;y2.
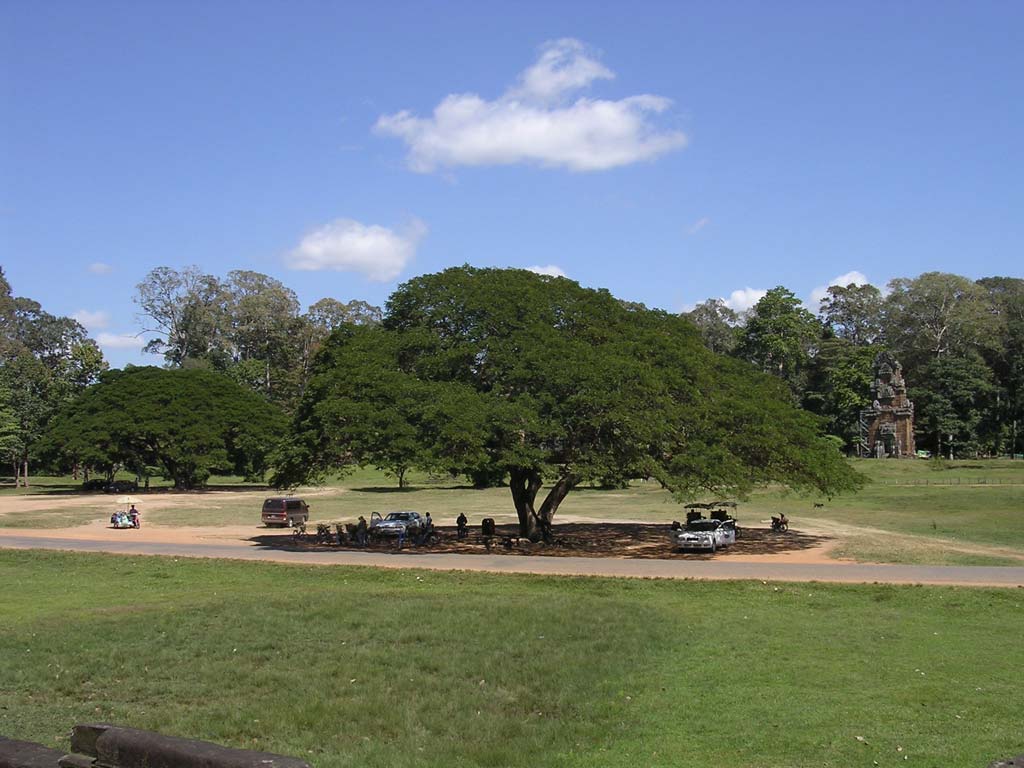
860;352;916;458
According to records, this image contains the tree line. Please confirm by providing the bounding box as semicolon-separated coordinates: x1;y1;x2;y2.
684;273;1024;458
4;265;864;538
0;268;106;485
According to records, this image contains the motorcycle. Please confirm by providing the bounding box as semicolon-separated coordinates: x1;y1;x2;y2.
770;515;789;532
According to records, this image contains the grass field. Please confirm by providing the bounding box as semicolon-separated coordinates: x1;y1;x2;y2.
1;550;1021;767
2;460;1022;566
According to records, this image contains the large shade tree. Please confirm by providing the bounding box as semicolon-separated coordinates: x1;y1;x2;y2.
43;367;286;489
278;267;860;538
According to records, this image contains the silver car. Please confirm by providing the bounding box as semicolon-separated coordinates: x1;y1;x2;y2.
371;511;424;537
670;519;734;552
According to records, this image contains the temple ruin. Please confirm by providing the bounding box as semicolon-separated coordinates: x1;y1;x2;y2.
859;352;916;458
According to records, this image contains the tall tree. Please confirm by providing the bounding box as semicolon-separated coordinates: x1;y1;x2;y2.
801;337;876;450
683;298;741;355
221;270;302;404
818;283;884;346
135;266;229;366
0;271;107;484
977;276;1024;456
912;355;996;459
882;272;998;371
279;267;861;538
735;287;822;398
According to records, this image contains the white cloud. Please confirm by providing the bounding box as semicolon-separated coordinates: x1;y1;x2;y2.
96;332;145;350
72;309;111;330
286;218;427;282
510;38;614;104
526;265;567;278
722;287;767;312
375;38;687;173
688;217;710;235
809;270;870;307
87;262;112;275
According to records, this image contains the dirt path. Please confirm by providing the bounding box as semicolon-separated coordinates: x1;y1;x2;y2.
2;490;1022;585
2;531;1023;587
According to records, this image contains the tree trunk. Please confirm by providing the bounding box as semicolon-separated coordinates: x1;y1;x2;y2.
22;458;29;488
508;468;577;541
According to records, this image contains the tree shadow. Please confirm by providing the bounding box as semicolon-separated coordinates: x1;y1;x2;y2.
0;482;272;496
248;522;830;560
1;484;90;496
350;484;480;493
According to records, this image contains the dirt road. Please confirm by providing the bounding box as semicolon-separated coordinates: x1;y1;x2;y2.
2;527;1023;587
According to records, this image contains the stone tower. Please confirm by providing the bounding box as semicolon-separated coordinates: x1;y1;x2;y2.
860;352;916;458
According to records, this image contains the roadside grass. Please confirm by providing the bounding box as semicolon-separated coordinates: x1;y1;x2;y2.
827;534;1023;566
1;550;1021;767
743;460;1024;560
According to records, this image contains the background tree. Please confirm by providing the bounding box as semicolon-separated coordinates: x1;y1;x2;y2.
801;337;877;451
135;266;229;366
682;298;741;355
43;367;286;489
912;355;996;459
0;270;107;485
136;267;382;413
818;283;884;346
0;381;19;463
280;267;860;538
977;276;1024;456
221;270;303;406
882;272;998;371
735;287;821;398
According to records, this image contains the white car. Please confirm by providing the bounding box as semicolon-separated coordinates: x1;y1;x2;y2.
670;519;735;552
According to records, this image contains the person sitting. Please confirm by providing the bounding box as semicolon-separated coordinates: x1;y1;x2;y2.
456;512;468;539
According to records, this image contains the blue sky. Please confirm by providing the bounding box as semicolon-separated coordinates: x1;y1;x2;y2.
2;1;1021;368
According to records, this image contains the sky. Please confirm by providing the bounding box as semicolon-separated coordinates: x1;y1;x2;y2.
2;1;1022;368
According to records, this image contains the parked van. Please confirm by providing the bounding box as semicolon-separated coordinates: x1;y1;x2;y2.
261;497;309;528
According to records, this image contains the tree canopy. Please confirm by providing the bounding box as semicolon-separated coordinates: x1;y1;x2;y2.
280;266;860;538
43;367;286;489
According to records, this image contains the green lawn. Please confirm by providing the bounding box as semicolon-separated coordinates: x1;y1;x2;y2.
742;460;1024;562
1;550;1021;767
